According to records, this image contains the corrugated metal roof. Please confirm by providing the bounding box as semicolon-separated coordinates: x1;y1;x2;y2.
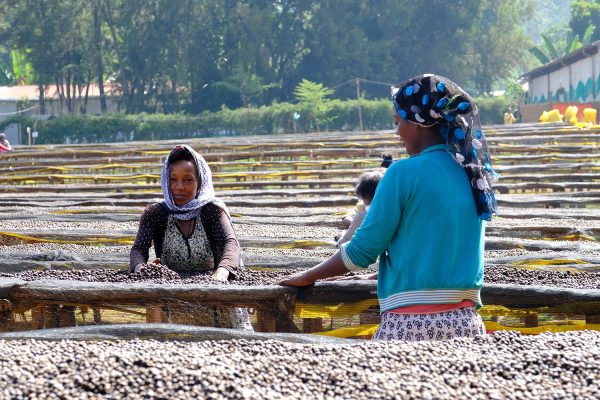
521;40;600;80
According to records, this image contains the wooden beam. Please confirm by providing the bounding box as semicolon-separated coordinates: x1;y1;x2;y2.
1;279;599;318
0;323;345;343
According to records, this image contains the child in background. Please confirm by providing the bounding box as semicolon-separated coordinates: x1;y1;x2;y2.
336;171;383;247
380;153;394;168
341;154;393;228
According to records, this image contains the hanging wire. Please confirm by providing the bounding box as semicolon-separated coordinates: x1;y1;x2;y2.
357;78;396;87
0;104;39;116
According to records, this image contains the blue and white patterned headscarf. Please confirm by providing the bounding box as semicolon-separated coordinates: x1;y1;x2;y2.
160;145;228;220
391;73;498;221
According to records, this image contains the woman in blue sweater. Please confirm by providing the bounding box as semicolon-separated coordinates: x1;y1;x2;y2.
280;74;498;341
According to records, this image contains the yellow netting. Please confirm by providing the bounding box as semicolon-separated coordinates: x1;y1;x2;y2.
512;259;588;269
0;173;160;183
314;324;379;338
295;299;379;319
275;240;332;250
0;231;134;245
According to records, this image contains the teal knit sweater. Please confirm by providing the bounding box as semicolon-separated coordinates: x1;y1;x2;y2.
340;144;485;312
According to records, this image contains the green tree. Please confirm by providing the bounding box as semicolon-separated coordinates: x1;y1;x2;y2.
101;0;192;113
0;0;99;114
528;26;595;65
0;0;550;117
571;1;600;42
294;79;335;131
472;0;534;95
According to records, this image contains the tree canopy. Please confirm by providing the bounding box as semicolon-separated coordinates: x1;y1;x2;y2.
0;0;536;114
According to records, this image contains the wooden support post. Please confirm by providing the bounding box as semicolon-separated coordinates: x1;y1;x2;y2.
256;306;276;333
43;305;61;329
302;318;323;333
523;313;539;328
146;305;167;323
59;306;77;327
0;299;13;332
93;307;102;324
31;306;44;329
359;307;382;325
585;314;600;324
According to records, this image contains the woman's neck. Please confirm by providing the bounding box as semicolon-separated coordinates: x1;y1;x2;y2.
410;135;445;155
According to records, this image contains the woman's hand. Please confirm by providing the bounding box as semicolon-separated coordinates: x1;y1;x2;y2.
133;258;162;273
212;267;230;282
133;264;146;273
278;271;315;287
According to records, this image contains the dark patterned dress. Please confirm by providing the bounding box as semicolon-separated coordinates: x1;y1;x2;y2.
130;202;252;330
161;215;214;271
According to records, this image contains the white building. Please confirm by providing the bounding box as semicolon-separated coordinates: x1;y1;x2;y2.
0;84;119;145
520;41;600;122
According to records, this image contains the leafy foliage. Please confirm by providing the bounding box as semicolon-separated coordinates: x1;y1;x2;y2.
0;0;536;118
571;1;600;42
528;26;595;65
293;79;335;131
28;95;504;144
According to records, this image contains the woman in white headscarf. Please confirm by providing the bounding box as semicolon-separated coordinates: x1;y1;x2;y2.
130;145;251;329
130;145;239;279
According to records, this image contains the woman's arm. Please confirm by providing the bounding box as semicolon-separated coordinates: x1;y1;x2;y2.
339;165;404;270
201;203;241;279
129;204;164;271
279;252;348;286
280;165;404;286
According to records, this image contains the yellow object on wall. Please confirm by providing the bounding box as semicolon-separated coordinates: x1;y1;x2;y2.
583;108;597;124
540;109;563;122
564;105;578;125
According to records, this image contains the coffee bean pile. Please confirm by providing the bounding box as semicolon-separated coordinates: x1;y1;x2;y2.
485;264;600;289
0;330;598;399
11;265;307;285
7;264;599;289
15;265;188;284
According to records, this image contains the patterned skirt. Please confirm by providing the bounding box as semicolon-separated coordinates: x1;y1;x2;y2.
373;306;486;341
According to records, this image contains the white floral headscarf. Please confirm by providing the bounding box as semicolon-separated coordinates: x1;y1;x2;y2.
160;145;228;220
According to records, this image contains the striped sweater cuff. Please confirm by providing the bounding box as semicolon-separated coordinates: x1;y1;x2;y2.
379;289;482;311
339;243;364;272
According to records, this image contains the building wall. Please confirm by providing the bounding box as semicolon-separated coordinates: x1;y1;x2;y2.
27;97;119;116
527;51;600;105
548;67;570;102
0;101;20;145
520;101;600;122
530;75;549;104
0;97;119;146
